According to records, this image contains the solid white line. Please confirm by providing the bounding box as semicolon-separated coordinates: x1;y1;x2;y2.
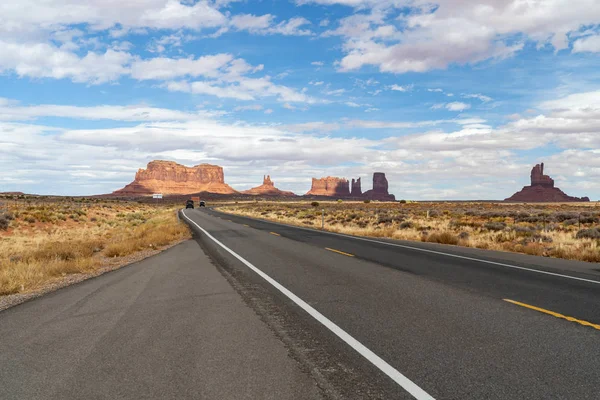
214;210;600;286
181;210;435;400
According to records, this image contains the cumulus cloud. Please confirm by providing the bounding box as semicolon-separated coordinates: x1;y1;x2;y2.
2;89;599;199
228;14;312;36
130;54;234;80
0;41;132;84
389;84;413;92
572;34;600;53
431;102;471;111
324;0;600;74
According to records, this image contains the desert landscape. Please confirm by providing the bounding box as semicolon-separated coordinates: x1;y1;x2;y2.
218;200;600;263
0;195;189;300
1;159;596;299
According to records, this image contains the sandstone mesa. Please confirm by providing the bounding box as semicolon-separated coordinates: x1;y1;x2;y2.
505;163;589;203
306;173;395;201
112;160;238;196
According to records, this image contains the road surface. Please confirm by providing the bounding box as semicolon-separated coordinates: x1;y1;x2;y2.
0;240;323;400
2;206;600;399
181;207;600;399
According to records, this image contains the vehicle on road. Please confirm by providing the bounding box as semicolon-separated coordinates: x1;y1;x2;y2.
185;199;194;209
200;201;206;207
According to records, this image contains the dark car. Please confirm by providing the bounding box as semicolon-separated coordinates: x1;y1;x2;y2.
199;201;206;207
185;200;194;209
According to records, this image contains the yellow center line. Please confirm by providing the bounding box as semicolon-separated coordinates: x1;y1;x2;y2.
325;248;355;257
243;224;250;227
270;232;281;236
504;299;600;331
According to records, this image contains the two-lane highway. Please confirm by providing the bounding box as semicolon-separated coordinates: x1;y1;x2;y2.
183;207;600;399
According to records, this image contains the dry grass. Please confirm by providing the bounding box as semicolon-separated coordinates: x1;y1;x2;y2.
0;198;190;296
218;200;600;263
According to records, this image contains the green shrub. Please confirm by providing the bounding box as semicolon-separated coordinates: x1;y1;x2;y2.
311;201;319;207
576;228;600;239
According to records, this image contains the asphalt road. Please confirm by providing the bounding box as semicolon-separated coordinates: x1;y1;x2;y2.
0;240;323;400
180;207;600;399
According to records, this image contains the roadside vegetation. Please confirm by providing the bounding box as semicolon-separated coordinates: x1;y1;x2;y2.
0;197;190;296
218;201;600;263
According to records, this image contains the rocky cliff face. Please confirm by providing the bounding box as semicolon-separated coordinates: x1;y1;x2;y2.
112;160;238;195
363;172;395;201
351;178;362;197
505;163;589;202
242;175;296;196
306;177;350;197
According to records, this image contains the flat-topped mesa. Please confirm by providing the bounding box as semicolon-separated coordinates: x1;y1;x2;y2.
363;172;395;201
531;163;554;188
112;160;238;196
306;177;350;197
242;175;296;196
351;178;362;197
505;163;589;203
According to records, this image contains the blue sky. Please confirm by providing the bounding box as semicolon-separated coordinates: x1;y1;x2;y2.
0;0;599;199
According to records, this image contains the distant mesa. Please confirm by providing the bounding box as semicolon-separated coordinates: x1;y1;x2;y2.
242;175;297;197
306;173;395;201
505;163;589;203
0;192;26;196
306;177;350;197
112;160;238;196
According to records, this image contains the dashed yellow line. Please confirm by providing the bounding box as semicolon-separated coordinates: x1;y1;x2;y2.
243;224;250;227
270;232;281;236
325;248;355;257
504;299;600;331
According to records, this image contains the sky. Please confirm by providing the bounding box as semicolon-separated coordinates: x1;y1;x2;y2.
0;0;599;200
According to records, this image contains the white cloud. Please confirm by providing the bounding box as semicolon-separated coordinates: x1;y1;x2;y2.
0;102;221;121
445;102;471;112
325;88;346;96
427;88;443;92
0;40;132;84
389;84;413;92
230;14;274;31
130;54;233;80
432;102;471;111
0;0;228;40
311;61;325;66
573;34;600;53
234;104;263;112
309;81;325;86
345;101;361;107
3;89;600;199
327;0;600;74
283;121;341;132
463;93;493;102
228;14;312;36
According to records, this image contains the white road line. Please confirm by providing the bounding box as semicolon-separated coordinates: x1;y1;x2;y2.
215;210;600;286
181;210;435;400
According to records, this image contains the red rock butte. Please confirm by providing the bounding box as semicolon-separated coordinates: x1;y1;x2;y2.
306;173;395;201
363;172;395;201
306;177;350;197
505;163;589;202
112;160;238;196
242;175;296;197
